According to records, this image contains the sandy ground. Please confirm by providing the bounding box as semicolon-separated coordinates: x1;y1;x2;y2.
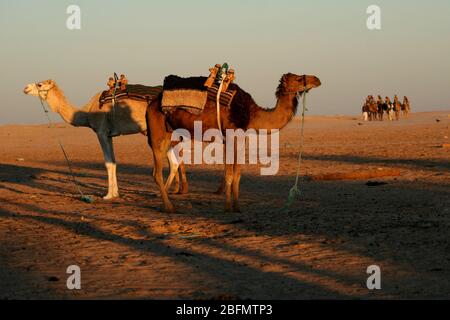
0;111;449;299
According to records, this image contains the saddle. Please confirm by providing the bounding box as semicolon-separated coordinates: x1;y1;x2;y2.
99;84;163;108
161;75;237;115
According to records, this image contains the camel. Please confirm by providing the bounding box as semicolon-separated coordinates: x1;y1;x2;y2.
393;95;402;121
365;95;378;121
145;73;321;213
402;96;410;118
23;79;188;199
376;95;385;121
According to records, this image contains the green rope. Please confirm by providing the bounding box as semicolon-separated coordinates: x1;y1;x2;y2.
282;90;308;211
37;93;94;203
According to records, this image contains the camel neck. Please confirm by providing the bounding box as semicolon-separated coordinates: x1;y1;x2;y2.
45;86;88;127
248;93;298;131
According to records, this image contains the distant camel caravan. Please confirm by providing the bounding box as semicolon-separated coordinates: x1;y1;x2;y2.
146;73;321;213
23;79;188;199
362;95;410;121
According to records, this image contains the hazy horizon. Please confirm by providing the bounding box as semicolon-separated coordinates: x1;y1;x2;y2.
1;0;449;125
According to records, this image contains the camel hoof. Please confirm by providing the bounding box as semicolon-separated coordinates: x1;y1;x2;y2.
103;194;119;200
165;205;176;213
232;206;242;213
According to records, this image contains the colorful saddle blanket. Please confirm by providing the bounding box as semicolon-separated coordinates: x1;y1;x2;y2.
161;75;237;115
99;84;163;107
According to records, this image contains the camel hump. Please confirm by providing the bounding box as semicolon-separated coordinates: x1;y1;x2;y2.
163;75;208;91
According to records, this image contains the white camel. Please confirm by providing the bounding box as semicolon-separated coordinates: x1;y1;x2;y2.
23;79;187;199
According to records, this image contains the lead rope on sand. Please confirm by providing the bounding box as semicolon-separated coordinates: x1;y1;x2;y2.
282;90;308;211
37;88;93;203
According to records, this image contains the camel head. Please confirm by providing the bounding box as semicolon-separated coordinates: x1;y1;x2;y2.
277;73;321;97
23;80;56;102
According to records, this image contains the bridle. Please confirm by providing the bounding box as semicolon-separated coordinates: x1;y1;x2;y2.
35;82;55;101
279;75;309;96
35;82;58;114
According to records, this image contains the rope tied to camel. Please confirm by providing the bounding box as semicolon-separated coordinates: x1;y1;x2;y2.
36;85;93;203
215;63;229;136
283;89;308;211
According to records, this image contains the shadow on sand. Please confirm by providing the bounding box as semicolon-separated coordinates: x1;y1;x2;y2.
0;155;449;298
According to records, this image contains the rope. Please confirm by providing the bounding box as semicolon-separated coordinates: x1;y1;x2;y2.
111;72;119;118
282;90;308;211
216;74;225;135
37;92;94;203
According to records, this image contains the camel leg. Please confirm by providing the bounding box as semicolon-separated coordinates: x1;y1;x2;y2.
153;145;175;213
232;163;241;212
224;164;234;212
146;103;175;213
178;161;188;194
214;168;226;194
98;133;119;199
173;169;181;194
165;148;180;193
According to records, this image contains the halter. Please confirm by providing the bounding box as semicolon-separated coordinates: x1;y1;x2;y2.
279;75;309;95
35;82;55;101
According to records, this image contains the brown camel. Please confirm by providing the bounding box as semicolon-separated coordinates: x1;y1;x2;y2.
146;73;321;213
23;80;188;199
366;95;378;121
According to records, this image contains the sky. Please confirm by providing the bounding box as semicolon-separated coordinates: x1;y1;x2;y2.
0;0;449;124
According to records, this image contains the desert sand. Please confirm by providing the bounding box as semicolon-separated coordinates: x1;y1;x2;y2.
0;111;449;299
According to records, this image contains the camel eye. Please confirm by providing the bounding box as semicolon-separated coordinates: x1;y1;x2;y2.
38;84;42;88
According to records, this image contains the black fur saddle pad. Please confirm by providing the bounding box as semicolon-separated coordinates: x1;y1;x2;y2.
99;84;163;107
162;75;237;114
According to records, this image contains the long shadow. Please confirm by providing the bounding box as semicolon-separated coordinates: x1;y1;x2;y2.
0;201;355;299
303;153;450;171
0;259;59;299
2;160;449;298
0;163;157;198
38;160;154;177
